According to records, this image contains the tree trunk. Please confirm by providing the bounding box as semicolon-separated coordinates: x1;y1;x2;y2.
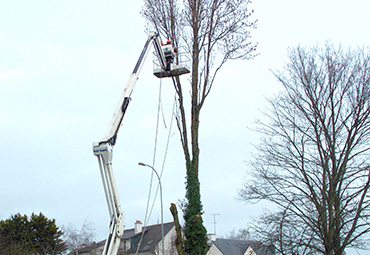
170;203;184;255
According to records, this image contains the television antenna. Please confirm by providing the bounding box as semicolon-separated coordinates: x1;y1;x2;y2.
209;213;220;234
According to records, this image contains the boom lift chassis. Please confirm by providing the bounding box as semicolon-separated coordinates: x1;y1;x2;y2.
93;32;189;255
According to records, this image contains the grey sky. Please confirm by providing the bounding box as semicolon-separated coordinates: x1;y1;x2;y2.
1;1;369;254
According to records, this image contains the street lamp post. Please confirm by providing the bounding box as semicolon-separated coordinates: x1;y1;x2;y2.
138;162;164;255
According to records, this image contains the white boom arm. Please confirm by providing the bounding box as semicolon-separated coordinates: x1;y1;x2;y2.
92;32;168;255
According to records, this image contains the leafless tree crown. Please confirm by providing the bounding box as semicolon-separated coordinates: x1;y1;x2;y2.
240;44;370;255
142;0;257;106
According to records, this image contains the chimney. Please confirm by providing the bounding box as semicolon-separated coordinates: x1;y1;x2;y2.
207;233;216;242
135;220;142;234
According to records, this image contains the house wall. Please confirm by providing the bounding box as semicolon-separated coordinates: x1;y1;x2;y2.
244;247;257;255
207;244;223;255
157;227;178;255
206;242;258;255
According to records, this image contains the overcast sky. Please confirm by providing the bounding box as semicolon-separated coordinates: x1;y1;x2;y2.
1;1;369;254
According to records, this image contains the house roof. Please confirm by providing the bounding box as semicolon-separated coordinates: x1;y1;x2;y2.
127;221;175;253
71;239;105;254
71;221;175;254
212;238;274;255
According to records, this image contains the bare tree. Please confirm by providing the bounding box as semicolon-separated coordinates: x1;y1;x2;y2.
239;44;370;255
63;220;96;253
142;0;257;254
248;207;319;254
224;228;251;241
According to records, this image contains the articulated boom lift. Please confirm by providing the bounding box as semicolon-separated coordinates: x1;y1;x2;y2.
92;32;189;255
